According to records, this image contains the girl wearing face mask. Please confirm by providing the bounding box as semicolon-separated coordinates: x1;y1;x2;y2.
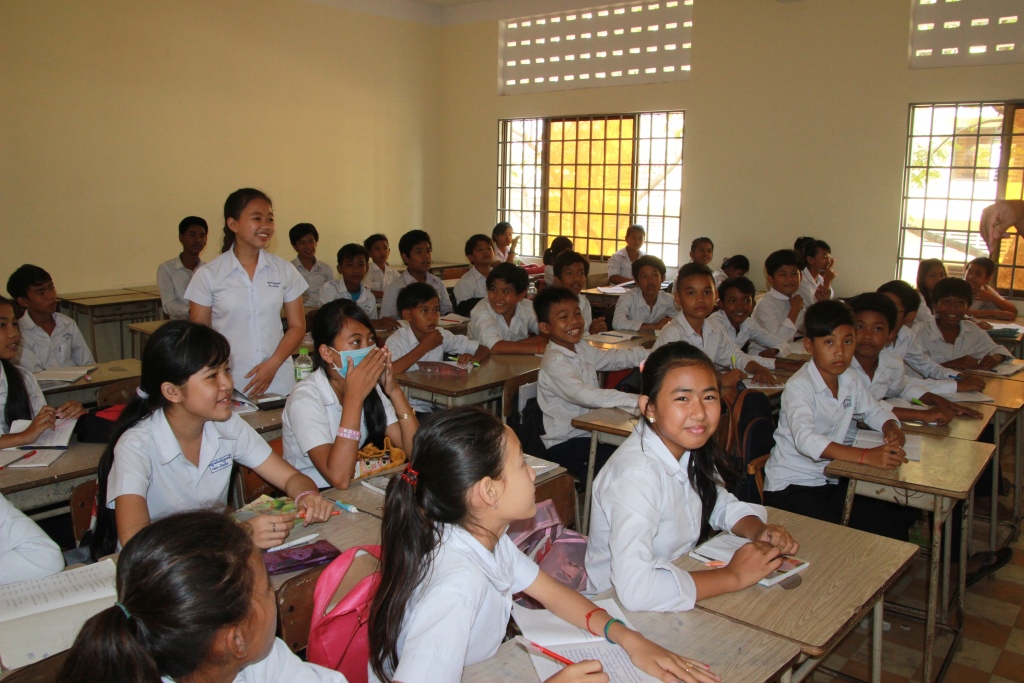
282;300;418;490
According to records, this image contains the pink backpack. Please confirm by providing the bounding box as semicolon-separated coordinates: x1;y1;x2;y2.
506;500;588;607
306;544;382;683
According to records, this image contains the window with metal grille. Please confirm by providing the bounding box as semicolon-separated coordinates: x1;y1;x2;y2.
910;0;1023;69
899;101;1024;296
497;111;683;267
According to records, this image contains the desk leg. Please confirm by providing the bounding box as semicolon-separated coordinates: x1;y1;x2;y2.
872;598;883;683
1015;408;1023;534
960;491;971;626
923;495;943;683
581;432;599;535
941;507;952;624
780;669;793;683
991;411;1005;551
840;480;856;526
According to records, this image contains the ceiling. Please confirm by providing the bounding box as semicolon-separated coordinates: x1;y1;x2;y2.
409;0;484;5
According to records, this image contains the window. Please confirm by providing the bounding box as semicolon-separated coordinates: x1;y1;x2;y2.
898;101;1024;296
497;111;684;266
910;0;1023;69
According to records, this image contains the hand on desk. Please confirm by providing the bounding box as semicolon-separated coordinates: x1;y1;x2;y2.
295;494;336;526
588;316;608;334
726;541;783;591
863;444;908;470
978;354;1004;371
545;661;608;683
23;406;57;441
755;524;800;556
943;355;980;370
956;375;986;393
245;512;296;549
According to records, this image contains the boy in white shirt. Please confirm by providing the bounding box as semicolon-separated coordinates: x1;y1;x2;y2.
452;234;494;314
0;493;64;585
156;216;207;320
553;251;607;334
289;223;334;309
688;236;714;267
711;254;749;288
363;233;401;298
319;243;399;331
751;249;805;344
467;263;545;355
379;230;453;319
797;239;835;306
965;257;1018;320
915;277;1013;370
535;286;648;483
709;276;795;361
607;224;645;284
764;300;917;540
611;255;677;331
7;264;95;372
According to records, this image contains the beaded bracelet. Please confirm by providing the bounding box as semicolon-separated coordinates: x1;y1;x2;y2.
584;607;607;636
337;427;361;441
603;618;624;644
294;490;319;506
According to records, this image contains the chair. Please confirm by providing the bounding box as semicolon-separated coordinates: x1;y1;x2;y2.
234;437;286;505
501;372;538;425
747;455;770;503
2;650;69;682
442;267;469;280
534;471;578;531
70;480;98;544
96;377;141;408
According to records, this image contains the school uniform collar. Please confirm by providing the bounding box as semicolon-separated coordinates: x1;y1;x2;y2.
311;367;339;408
175;255;202;271
635;422;690;480
918;318;962;342
802;267;823;285
225;245;269;275
18;312;58;333
444;524;513;591
547;341;580;358
150;408;232;471
804;360;850;398
767;288;791;301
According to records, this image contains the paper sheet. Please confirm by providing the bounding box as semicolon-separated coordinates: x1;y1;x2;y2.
7;418;76;450
596;285;629;294
965;361;1024;378
532;641;660;682
582;331;640;344
935;391;994;403
851;429;922;461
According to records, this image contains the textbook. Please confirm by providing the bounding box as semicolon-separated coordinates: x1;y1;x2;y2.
582;331;640;344
0;559;117;670
689;533;810;587
6;417;77;451
32;365;96;389
965;360;1024;378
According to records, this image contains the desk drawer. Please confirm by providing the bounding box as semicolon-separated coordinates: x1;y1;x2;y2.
90;301;158;319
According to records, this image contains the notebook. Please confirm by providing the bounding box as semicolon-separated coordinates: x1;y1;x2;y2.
689;533;810;587
32;365;96;389
935;391;994;403
851;429;923;461
6;418;77;450
965;361;1024;378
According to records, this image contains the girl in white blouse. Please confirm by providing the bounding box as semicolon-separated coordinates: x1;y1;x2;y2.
368;408;718;683
585;342;799;613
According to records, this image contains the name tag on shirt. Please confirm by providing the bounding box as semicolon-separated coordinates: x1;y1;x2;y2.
267;281;281;288
209;455;233;473
842;396;852;408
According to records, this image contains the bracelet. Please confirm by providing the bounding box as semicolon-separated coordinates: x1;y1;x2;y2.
604;618;624;644
584;607;607;636
860;449;867;464
337;427;361;441
294;490;319;506
396;412;413;421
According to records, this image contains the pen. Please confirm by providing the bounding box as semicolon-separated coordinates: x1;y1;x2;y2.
910;398;927;407
268;533;319;553
297;509;341;519
731;354;737;369
704;561;727;568
0;450;36;470
334;500;360;514
516;637;575;666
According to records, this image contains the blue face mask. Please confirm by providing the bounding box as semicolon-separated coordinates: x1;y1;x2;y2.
330;345;374;378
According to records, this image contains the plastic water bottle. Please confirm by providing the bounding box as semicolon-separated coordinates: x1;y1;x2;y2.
527;281;538;299
294;348;313;382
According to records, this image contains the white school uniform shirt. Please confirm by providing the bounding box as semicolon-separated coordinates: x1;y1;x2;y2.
106;410;272;521
0;363;46;434
0;493;64;586
161;638;346;683
579;294;595;330
494;244;511;263
185;248;307;396
915;298;935;326
385;325;478;412
708;310;786;361
712;269;728;287
607;247;642;281
654;315;768;370
318;280;377;319
764;361;898;492
751;288;803;344
914;319;1012;365
379;271;453;319
849;352;953;403
543;264;555;286
452;268;488;305
586;425;766;612
467;298;538;348
291;257;334;309
370;524;539;683
538;341;647;448
797;267;832;308
611;288;677;332
156;256;203;319
366;261;401;293
282;368;397;489
890;326;960;381
15;312;94;373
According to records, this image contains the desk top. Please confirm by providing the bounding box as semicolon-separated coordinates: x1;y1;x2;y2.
60;288;137;301
128;319;169;336
65;291;161;307
0;440;104;495
571;407;638;438
825;432;994;500
964;359;1024;383
899;402;997;441
677;508;917;657
124;285;162;296
398;354;541;398
978;376;1024;412
41;359;143;395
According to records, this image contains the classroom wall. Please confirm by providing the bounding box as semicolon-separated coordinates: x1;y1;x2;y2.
436;0;1024;295
0;0;441;291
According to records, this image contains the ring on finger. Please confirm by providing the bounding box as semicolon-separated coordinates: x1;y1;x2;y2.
272;523;276;532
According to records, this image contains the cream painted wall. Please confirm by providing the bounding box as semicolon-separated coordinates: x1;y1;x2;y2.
437;0;1024;295
0;0;440;291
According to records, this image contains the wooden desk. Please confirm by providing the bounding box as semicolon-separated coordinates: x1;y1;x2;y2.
427;261;468;276
59;287;137;300
963;358;1024;382
128;319;169;358
676;509;918;683
41;358;142;407
60;291;162;361
898;402;997;442
571;408;636;534
397;354;541;410
123;284;162;296
977;377;1024;545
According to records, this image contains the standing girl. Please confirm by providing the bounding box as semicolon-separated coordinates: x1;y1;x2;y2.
187;188;308;397
915;258;946;326
492;221;518;264
585;342;799;612
282;300;418;490
368;407;718;683
92;321;334;558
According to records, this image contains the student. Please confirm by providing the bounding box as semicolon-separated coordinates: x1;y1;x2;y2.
535;287;648;482
763;301;916;540
289;223;334;309
283;301;417;491
793;236;813;269
61;510;347;683
492;220;519;264
467;263;545;355
915;277;1013;370
612;255;677;331
364;233;401;297
386;283;488;414
186;188;307;397
655;265;780;389
689;237;714;267
797;239;835;305
709;276;793;361
915;258;946;326
93;321;334;557
6;264;95;373
751;249;805;344
711;255;749;288
367;408;714;683
453;234;494;311
542;236;574;286
553;251;607;334
607;224;645;285
157;216;208;320
0;493;64;586
0;295;84;450
319;243;392;330
379;230;453;319
965;257;1017;320
586;342;798;612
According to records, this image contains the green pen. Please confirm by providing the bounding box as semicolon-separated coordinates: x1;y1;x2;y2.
910;398;926;407
731;354;737;369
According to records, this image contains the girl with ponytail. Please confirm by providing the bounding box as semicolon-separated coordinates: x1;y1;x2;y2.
61;510;346;683
367;407;717;683
585;342;799;613
92;320;334;559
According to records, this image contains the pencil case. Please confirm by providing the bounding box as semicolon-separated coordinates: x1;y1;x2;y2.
263;540;341;576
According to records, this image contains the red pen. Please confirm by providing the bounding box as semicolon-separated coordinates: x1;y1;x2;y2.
0;450;37;470
516;636;575;666
297;509;341;519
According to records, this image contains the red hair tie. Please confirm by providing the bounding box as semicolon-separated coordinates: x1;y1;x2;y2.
401;465;419;488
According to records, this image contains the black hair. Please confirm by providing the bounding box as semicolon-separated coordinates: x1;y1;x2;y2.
369;408;507;681
553;250;590;279
337;243;370;266
804;300;855;339
916;258;946;311
6;264;52;301
486;262;528;294
793;237;813;268
543;236;574;266
933;276;973;306
849;292;897;332
532;286;579;325
0;297;33;430
396;282;439;312
674;262;715;289
764;249;800;277
178;216;208;236
221;188;272;253
288;222;319;246
310;300;386;449
61;510;257;683
876;280;921;315
398;230;431;258
92;321;232;560
690;236;714;252
802;239;831;264
464;234;494;257
721;255;750;273
363;233;389;252
631;254;667;281
625;224;646;239
492;221;513;241
718;276;756;300
968;256;996;278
